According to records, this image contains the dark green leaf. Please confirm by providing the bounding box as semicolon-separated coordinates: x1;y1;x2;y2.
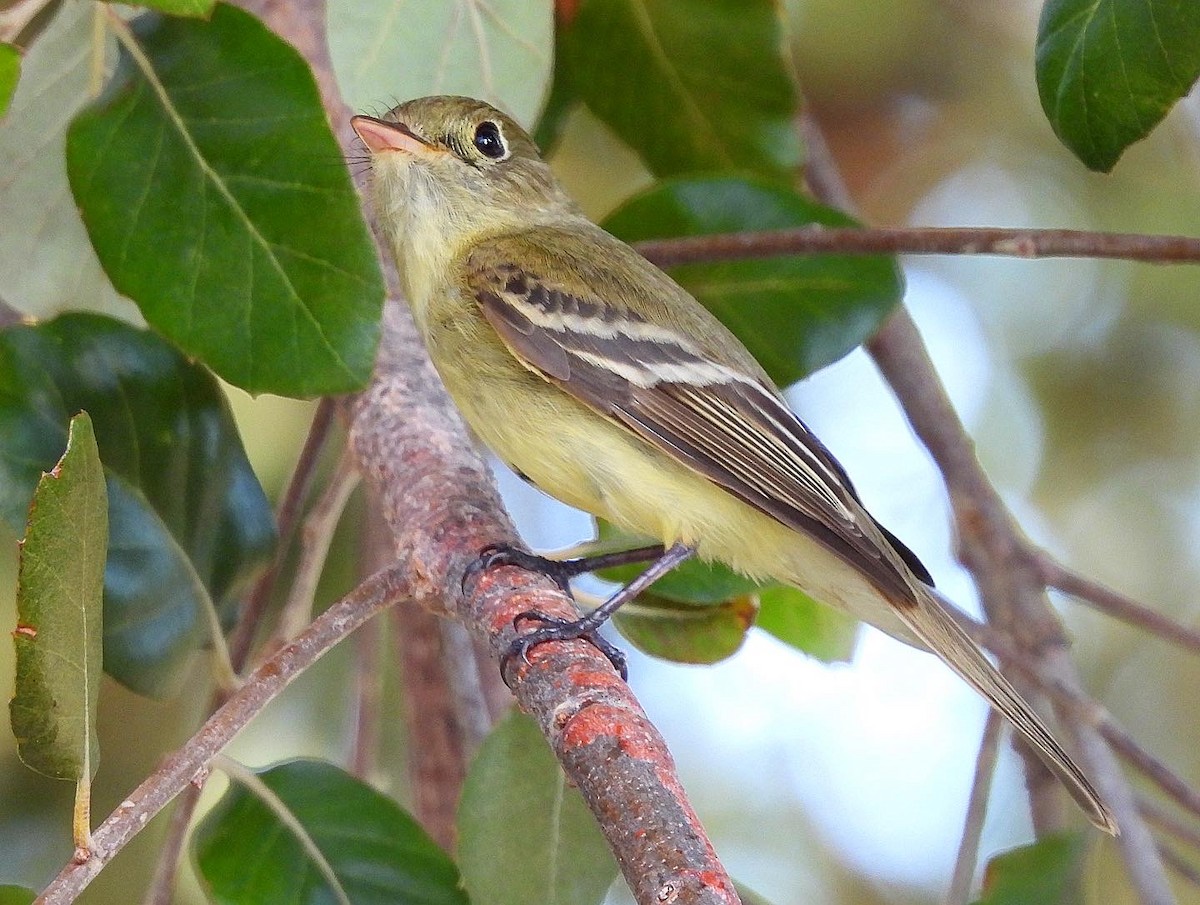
604;176;903;386
459;711;617;905
0;887;37;905
755;585;857;663
532;28;579;153
593;520;761;604
1036;0;1200;171
0;43;18;118
613;593;755;663
10;413;106;782
0;314;276;697
193;759;466;905
67;4;383;396
562;0;800;180
972;833;1088;905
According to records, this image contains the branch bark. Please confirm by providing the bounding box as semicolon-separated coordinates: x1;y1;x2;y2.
635;225;1200;268
341;304;740;905
802;113;1176;902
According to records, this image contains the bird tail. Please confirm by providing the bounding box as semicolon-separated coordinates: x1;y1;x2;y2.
897;587;1118;835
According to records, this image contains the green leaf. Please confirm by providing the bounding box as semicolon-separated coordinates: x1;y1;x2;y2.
562;0;800;180
613;593;755;663
193;759;467;905
1036;0;1200;172
0;314;276;697
327;0;554;129
459;711;617;905
0;42;19;118
0;887;37;905
0;2;131;320
67;4;384;397
755;585;857;663
10;413;106;782
112;0;216;16
604;176;903;386
593;520;761;604
972;833;1088;905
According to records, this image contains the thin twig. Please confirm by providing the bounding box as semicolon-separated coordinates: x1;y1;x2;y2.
35;566;410;904
271;445;361;645
959;611;1200;830
229;398;337;670
945;711;1004;905
139;399;339;905
799;113;1175;902
138;786;201;905
349;615;383;780
1141;797;1200;851
1157;843;1200;886
633;226;1200;268
1036;553;1200;654
1101;725;1200;822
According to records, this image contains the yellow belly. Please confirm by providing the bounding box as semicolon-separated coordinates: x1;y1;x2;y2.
421;297;920;646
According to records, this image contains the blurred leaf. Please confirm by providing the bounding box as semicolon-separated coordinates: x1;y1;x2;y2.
532;28;577;152
10;413;106;782
194;759;466;905
459;711;617;905
1036;0;1200;172
594;520;761;604
562;0;800;180
0;42;18;117
0;888;36;905
114;0;215;16
0;314;276;697
0;1;131;319
973;833;1087;905
604;176;903;386
755;585;857;663
733;883;778;905
67;4;383;396
614;592;754;663
328;0;553;129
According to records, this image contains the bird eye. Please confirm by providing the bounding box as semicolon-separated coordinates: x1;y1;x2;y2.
472;120;507;159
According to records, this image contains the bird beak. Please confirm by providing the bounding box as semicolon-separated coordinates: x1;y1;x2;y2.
350;115;441;157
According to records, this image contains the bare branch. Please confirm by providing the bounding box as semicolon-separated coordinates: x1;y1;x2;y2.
799;113;1176;901
228;398;337;670
1141;798;1200;851
633;226;1200;269
945;710;1003;905
1036;553;1200;654
342;304;740;905
35;566;409;904
272;445;361;645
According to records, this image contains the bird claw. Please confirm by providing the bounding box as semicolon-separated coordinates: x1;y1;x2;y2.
461;543;575;598
501;610;628;685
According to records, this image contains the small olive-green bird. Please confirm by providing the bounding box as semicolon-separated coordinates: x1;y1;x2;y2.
351;95;1115;834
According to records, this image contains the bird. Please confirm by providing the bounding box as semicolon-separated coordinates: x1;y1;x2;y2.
350;95;1116;834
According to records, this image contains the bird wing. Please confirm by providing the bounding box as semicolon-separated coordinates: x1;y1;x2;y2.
465;230;1117;834
465;229;925;606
